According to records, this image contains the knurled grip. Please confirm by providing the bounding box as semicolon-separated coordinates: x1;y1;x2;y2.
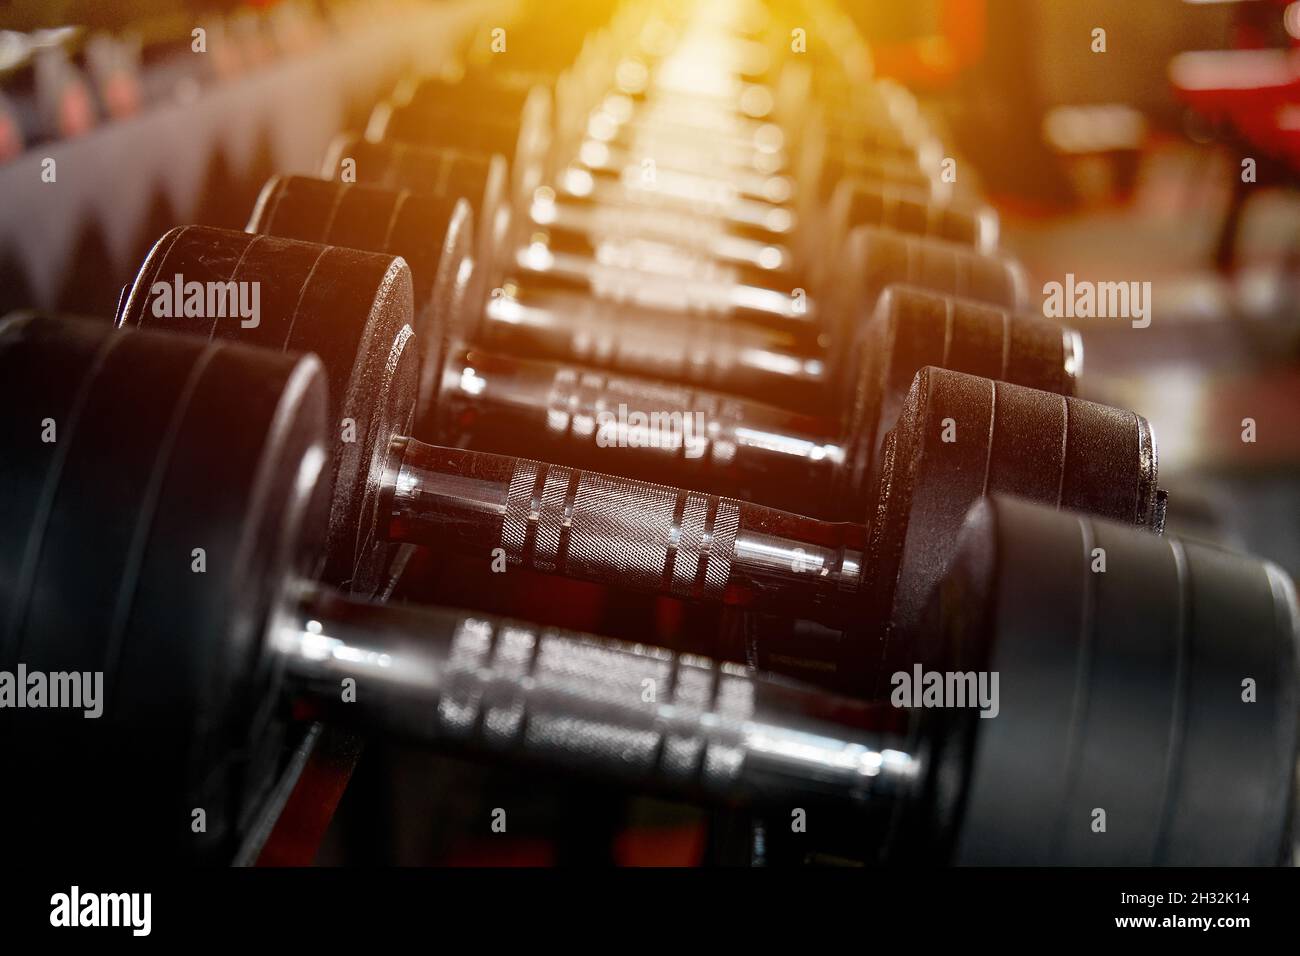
385;444;865;616
287;587;919;810
500;458;742;601
434;613;756;792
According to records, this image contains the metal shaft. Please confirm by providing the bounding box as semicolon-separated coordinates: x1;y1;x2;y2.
477;284;831;409
380;439;867;622
276;581;921;815
432;346;849;513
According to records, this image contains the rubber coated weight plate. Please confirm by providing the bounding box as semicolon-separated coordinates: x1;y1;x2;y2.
249;175;461;326
1;325;219;859
941;496;1299;865
844;227;1028;320
318;137;511;296
864;366;1161;694
397;76;538;122
418;195;476;437
118;225;418;593
374;100;525;158
320;137;500;210
372;85;551;209
823;179;999;268
0;315;123;667
249;177;477;441
15;328;210;681
284;243;416;593
110;334;329;862
0;318;330;862
840;286;1081;492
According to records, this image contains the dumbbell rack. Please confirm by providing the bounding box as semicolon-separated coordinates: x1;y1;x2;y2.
2;0;1297;869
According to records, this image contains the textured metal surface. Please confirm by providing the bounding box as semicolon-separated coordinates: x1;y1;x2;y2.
282;588;922;807
499;458;742;600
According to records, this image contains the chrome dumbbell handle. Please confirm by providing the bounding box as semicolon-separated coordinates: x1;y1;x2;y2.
277;582;920;811
433;346;846;511
379;440;866;620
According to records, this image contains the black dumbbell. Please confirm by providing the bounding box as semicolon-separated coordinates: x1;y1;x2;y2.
371;365;1163;695
247;178;1071;516
324;131;995;326
355;44;982;294
366;77;962;307
321;138;1026;409
115;226;1158;698
3;316;1290;866
931;495;1298;865
114;226;419;594
0;314;916;864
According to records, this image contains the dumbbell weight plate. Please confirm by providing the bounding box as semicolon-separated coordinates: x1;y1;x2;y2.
248;176;475;433
116;226;418;594
842;285;1082;487
936;495;1299;865
825;227;1030;374
863;366;1162;695
0;314;117;664
319;136;513;298
369;81;552;211
810;178;1000;294
728;363;1159;695
0;316;330;862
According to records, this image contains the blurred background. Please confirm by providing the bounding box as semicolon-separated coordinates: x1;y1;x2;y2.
2;0;1296;864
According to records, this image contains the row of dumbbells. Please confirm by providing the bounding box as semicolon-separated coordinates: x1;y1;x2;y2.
3;0;1296;866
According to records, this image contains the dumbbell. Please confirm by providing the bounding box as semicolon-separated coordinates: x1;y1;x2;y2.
442;11;941;207
352;60;1007;345
326;129;995;338
372;22;954;261
0;314;917;864
115;226;1158;697
4;316;1292;866
371;363;1164;695
371;67;955;290
247;178;1070;516
320;136;1025;408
